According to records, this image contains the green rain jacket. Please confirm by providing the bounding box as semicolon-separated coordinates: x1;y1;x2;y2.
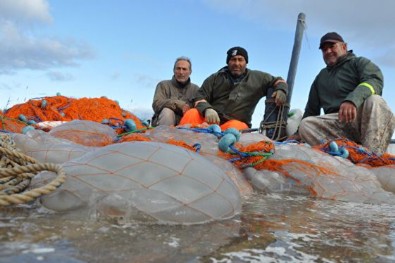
303;51;383;118
195;67;288;127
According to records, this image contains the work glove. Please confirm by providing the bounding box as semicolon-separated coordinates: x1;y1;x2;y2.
205;108;220;124
272;90;287;106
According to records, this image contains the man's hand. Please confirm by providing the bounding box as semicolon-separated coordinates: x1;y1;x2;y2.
205;108;220;124
338;101;357;123
174;100;186;110
271;90;287;106
182;104;190;114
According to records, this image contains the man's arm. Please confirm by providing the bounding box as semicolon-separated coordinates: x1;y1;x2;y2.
152;81;186;114
344;57;384;108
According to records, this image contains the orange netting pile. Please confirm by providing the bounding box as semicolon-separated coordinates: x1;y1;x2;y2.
217;140;334;182
2;97;394;172
0;114;27;133
313;138;395;167
3;96;146;134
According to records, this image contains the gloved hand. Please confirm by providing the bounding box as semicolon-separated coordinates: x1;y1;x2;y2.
205;108;220;124
272;90;287;106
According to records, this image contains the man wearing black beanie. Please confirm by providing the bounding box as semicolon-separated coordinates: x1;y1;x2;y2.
179;46;288;140
226;46;248;64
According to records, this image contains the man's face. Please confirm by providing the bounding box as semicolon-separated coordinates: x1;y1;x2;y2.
321;42;347;66
173;60;191;83
228;55;247;77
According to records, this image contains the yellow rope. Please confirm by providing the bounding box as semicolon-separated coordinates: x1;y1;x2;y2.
0;139;66;206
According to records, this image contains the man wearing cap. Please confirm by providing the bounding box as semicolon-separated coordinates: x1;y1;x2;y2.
179;46;288;138
290;32;395;155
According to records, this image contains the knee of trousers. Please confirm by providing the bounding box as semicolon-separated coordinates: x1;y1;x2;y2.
158;108;176;125
298;116;315;135
363;94;387;109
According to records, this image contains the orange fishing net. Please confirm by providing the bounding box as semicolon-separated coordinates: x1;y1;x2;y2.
3;96;145;134
218;140;334;183
218;141;274;166
50;130;114;147
118;133;151;143
166;139;199;152
0;114;27;133
3;97;394;171
314;138;395;167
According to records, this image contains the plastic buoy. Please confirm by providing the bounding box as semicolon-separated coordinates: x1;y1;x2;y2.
208;124;221;134
329;141;339;152
224;128;241;142
339;147;349;158
41;99;47;109
141;119;150;127
18;114;27;123
124;119;136;132
22;125;35;134
218;133;237;152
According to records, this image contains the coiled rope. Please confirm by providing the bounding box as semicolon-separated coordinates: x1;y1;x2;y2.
0;134;66;206
259;104;288;141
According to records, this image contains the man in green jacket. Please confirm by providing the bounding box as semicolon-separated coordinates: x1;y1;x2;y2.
152;56;199;126
179;46;288;139
291;32;395;155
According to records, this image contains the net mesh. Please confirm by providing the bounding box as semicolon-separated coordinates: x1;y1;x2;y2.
2;98;395;210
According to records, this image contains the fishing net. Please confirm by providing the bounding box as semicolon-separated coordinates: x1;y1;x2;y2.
0;114;27;133
2;99;395;224
0;133;66;206
3;96;147;134
49;120;117;147
31;141;242;224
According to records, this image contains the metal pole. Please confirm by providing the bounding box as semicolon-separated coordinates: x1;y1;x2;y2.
257;13;306;136
286;13;306;105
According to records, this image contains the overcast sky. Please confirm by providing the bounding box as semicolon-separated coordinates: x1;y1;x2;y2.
1;0;395;128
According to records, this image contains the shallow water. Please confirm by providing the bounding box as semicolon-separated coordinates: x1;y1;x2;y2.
1;192;395;263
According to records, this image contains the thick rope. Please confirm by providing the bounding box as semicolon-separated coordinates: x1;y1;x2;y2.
0;144;37;165
259;104;288;141
0;136;66;206
0;162;66;206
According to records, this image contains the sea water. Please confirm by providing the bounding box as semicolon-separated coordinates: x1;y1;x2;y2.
1;192;394;263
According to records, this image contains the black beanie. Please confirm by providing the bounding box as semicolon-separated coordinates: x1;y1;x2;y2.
226;46;248;64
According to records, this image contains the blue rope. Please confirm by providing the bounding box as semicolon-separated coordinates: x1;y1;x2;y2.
176;126;275;166
226;145;274;168
176;127;224;138
192;143;201;153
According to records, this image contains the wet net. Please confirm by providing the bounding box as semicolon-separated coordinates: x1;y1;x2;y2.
1;98;395;224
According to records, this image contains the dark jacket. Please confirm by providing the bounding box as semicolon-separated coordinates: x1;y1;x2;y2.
303;51;383;118
195;67;288;127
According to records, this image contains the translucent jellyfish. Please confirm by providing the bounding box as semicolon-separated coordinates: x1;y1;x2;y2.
33;141;242;224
